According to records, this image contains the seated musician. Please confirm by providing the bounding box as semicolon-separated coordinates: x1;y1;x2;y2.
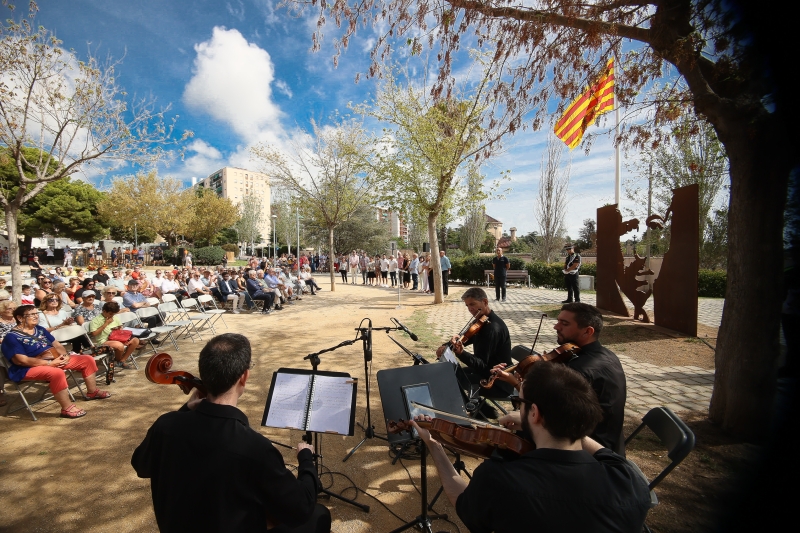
435;288;514;411
410;363;651;533
491;303;627;454
1;304;111;419
131;333;330;533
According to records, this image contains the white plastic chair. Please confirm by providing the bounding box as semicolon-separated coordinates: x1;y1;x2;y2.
179;298;215;334
158;302;201;342
196;294;228;331
137;307;180;351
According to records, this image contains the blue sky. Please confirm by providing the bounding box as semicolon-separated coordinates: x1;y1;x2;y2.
33;0;637;241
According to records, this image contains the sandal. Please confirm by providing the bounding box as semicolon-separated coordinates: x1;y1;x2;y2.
60;404;87;418
85;389;111;400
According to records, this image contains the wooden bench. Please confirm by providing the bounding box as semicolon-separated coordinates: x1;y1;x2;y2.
484;270;530;288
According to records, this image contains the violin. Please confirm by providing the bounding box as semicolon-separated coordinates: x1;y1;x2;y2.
441;314;489;356
145;352;206;395
388;416;533;459
480;343;581;390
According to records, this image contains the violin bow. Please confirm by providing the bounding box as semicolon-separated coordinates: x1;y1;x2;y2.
409;401;508;431
529;313;547;355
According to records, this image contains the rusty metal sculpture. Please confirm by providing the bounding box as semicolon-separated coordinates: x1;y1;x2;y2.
649;184;699;336
595;184;699;336
595;205;637;317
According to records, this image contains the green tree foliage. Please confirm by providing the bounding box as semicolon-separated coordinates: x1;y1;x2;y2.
186;188;240;245
0;8;187;300
19;178;106;242
359;66;512;303
251;118;375;291
99;171;193;245
575;219;596;252
304;206;390;255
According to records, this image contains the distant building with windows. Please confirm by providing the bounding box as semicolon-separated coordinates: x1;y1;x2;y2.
192;167;271;240
376;207;408;243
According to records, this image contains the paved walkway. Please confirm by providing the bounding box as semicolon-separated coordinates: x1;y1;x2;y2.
423;287;721;417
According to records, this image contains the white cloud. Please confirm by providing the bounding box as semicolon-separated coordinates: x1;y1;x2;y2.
187;139;223;159
274;79;293;99
183;27;286;142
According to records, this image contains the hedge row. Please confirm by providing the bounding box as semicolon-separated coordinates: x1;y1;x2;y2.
449;256;725;297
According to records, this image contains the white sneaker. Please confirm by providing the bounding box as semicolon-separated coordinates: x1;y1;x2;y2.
232;309;240;314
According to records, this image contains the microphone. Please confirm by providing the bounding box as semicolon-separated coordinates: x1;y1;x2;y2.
392;318;418;341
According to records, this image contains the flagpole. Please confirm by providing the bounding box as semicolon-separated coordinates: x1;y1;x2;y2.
615;102;621;205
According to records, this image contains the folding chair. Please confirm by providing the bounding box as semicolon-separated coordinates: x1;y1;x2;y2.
157;302;201;342
625;406;697;529
146;297;161;307
52;323;113;374
137;307;180;351
180;298;216;335
112;296;124;307
1;350;77;421
80;322;117;376
115;311;159;365
161;294;190;319
196;294;228;331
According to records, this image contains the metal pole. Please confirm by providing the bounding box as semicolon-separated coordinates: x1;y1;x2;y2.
134;222;138;249
615;105;621;205
296;208;300;272
646;163;652;263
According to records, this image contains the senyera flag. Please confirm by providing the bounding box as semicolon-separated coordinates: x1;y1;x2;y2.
554;58;615;149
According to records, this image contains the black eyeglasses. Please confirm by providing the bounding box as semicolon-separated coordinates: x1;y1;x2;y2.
509;396;533;410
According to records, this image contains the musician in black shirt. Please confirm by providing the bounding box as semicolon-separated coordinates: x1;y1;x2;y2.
436;288;515;399
493;302;627;454
131;334;330;533
412;363;650;533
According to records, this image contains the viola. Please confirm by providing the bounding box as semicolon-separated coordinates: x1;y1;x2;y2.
480;343;581;390
388;416;533;459
145;352;206;395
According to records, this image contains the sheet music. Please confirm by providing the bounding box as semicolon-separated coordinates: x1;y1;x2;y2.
306;375;354;435
441;346;459;365
264;372;310;430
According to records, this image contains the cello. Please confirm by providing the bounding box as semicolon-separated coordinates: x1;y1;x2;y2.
144;352;206;395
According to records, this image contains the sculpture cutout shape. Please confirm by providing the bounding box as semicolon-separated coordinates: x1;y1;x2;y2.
595;184;699;336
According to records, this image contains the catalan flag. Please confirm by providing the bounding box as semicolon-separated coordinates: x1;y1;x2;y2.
554;58;615;149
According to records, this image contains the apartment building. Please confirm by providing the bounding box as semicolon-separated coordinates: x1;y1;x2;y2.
193;167;272;240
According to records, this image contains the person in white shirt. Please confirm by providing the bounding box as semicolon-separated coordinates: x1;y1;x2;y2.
419;255;430;293
380;254;390;287
348;251;359;285
388;255;399;287
187;272;210;299
150;269;165;298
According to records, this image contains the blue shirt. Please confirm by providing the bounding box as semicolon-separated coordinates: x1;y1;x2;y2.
440;254;452;270
1;326;55;382
123;291;147;309
264;274;281;289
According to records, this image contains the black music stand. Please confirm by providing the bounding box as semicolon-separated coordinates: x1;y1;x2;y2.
261;364;369;513
377;363;469;532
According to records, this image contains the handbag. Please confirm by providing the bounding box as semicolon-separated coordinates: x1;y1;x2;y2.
108;329;133;342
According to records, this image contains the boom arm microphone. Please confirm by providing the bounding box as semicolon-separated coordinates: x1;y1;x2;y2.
391;318;419;341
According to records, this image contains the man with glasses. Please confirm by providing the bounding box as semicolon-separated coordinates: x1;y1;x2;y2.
409;363;650;533
150;270;166;298
122;280;163;330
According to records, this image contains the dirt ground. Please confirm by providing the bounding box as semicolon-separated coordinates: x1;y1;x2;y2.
0;281;748;532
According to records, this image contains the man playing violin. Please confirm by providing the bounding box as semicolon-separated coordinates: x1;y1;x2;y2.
492;302;627;454
131;334;331;533
410;363;650;533
435;288;514;410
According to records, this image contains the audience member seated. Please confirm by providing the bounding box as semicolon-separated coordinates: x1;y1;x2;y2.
37;294;76;333
102;286;129;312
159;272;185;303
20;285;35;306
88;302;140;369
202;271;222;302
52;281;77;310
107;269;127;292
1;304;110;418
66;277;81;300
150;269;166;298
300;266;321;295
246;270;277;313
0;300;16;407
278;267;300;301
34;277;54;306
74;279;100;305
93;266;110;285
188;272;212;300
29;255;44;278
217;271;249;313
122;280;163;329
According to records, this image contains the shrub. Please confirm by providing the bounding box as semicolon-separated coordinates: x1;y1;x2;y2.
221;244;239;255
450;255;528;284
192;246;225;266
698;269;726;297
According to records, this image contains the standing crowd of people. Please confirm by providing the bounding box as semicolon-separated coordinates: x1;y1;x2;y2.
332;249;452;296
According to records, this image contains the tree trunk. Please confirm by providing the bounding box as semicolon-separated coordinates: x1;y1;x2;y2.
5;204;23;303
428;213;444;304
328;227;336;292
708;118;788;440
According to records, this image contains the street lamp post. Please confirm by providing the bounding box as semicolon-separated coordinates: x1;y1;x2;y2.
272;214;278;262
